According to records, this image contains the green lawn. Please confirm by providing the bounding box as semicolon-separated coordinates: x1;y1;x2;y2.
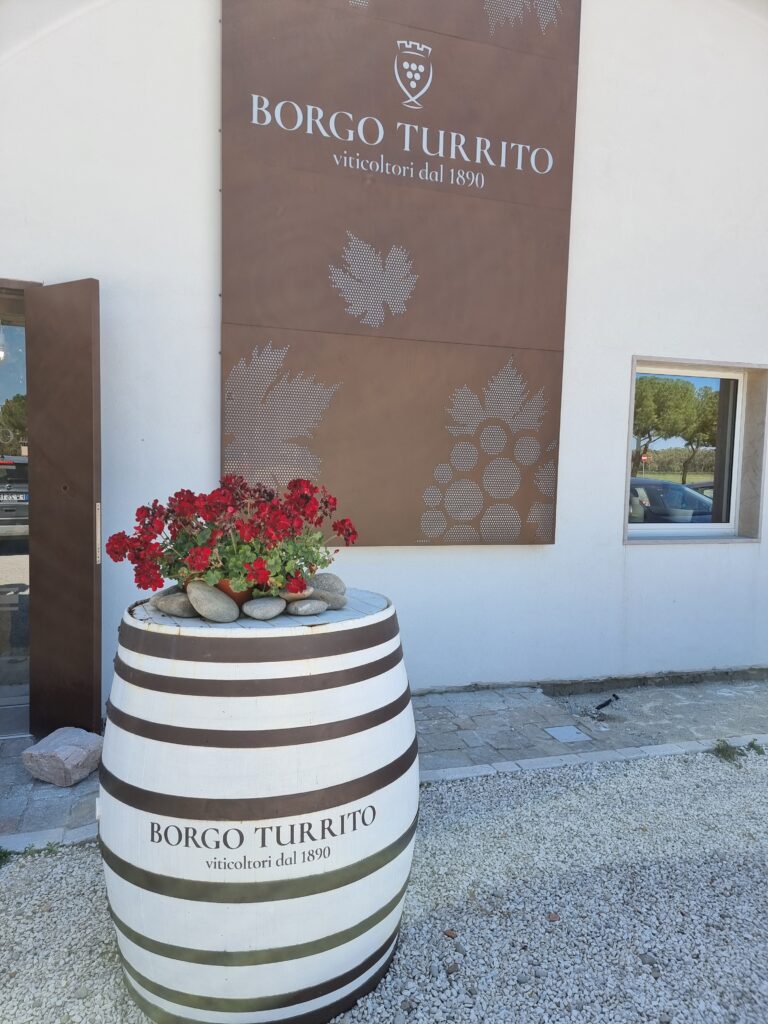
637;471;712;484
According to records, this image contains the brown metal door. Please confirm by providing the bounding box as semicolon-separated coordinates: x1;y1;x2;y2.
24;280;101;735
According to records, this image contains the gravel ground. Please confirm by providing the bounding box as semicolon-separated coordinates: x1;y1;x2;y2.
1;752;767;1024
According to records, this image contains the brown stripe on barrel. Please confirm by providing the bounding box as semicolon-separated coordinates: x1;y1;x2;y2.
125;941;399;1024
118;611;399;663
100;736;418;821
105;685;412;747
118;925;400;1012
107;877;410;965
112;644;404;697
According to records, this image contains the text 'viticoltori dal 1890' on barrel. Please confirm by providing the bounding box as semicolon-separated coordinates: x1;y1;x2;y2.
98;590;419;1024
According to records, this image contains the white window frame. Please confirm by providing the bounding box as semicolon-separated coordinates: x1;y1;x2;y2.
625;360;747;542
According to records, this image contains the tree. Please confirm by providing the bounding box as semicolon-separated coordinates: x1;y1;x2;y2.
0;393;27;455
632;376;696;474
678;386;718;484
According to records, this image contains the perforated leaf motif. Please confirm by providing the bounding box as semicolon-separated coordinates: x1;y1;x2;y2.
484;0;563;34
329;232;418;328
447;359;546;437
534;0;563;31
223;342;340;488
445;386;486;436
352;0;561;29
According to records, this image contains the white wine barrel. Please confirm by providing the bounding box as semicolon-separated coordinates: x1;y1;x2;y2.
99;589;418;1024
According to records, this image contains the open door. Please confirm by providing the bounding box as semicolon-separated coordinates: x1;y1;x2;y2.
24;280;101;735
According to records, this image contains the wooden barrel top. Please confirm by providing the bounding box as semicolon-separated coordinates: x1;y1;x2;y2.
127;588;391;637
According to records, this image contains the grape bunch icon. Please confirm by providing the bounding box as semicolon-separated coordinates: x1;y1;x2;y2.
403;61;425;85
395;40;433;109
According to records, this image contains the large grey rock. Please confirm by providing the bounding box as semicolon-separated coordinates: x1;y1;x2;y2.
279;586;314;603
22;728;102;788
311;588;347;610
151;591;198;618
286;599;329;616
186;580;240;623
311;572;346;595
242;597;287;621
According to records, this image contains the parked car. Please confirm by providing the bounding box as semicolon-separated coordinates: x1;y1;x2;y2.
629;476;713;524
687;480;715;500
0;455;29;538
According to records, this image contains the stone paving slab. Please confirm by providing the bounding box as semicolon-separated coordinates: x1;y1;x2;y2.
0;738;99;847
1;679;767;850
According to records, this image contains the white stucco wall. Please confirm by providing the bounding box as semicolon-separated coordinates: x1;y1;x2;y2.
1;0;767;698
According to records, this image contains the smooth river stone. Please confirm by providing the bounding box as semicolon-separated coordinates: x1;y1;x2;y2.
186;580;240;623
278;586;314;603
151;591;198;618
311;588;347;610
242;597;287;621
311;572;346;594
286;599;329;616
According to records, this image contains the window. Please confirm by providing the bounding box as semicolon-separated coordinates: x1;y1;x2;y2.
626;363;752;539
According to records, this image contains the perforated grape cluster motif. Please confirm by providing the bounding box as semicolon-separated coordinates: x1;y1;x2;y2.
420;358;558;544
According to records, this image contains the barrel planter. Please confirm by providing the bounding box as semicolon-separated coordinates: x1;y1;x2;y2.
99;589;418;1024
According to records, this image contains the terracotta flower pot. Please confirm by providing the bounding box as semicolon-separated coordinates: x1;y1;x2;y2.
214;579;253;607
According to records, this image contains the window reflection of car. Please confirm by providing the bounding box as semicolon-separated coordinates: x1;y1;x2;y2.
628;476;713;524
0;456;29;538
687;480;715;500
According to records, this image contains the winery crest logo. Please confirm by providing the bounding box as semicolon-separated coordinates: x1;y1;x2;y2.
395;41;433;109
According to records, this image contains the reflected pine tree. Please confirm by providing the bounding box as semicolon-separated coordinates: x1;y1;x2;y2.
0;394;27;455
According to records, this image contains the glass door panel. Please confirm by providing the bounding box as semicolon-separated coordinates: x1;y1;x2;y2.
0;297;29;737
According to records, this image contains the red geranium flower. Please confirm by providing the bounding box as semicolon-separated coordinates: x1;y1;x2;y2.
235;519;257;542
106;476;355;593
134;562;164;591
167;488;197;518
244;558;271;587
283;575;308;594
185;546;212;572
332;517;358;546
105;531;130;562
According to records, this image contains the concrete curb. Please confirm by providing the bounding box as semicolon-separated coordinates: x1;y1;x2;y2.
539;670;768;697
413;668;768;699
0;822;98;853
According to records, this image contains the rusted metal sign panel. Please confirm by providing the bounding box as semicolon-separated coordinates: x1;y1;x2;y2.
222;0;581;545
